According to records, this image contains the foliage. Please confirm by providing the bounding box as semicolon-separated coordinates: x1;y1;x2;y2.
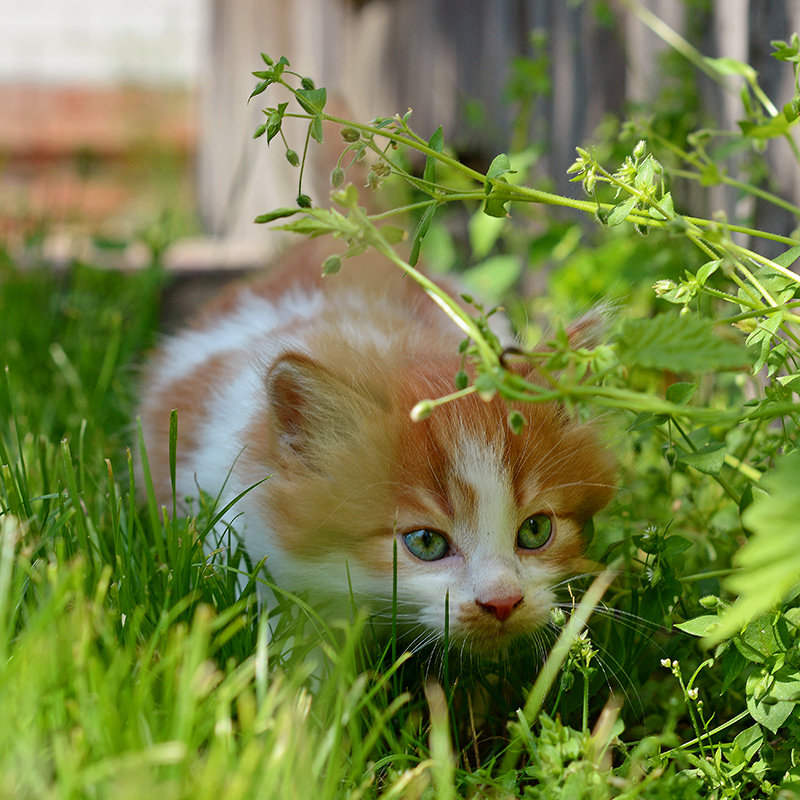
245;15;800;798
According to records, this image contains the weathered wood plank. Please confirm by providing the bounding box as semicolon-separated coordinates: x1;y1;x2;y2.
197;0;800;259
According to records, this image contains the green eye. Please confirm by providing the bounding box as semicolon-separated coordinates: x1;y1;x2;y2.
517;514;553;550
403;529;450;561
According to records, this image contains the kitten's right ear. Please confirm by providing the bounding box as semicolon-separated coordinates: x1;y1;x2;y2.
564;302;617;349
266;351;381;466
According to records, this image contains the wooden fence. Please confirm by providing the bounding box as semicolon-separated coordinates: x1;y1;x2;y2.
196;0;800;259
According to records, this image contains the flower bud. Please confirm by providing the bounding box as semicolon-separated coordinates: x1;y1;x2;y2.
410;400;434;422
321;255;342;276
653;279;677;297
330;167;345;187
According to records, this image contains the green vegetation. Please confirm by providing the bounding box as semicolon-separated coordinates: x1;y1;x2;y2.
3;8;800;800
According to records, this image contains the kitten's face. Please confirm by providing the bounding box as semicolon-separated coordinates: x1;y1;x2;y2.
386;391;614;655
255;353;616;658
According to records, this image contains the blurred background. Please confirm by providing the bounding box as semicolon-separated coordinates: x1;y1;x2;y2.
1;0;798;278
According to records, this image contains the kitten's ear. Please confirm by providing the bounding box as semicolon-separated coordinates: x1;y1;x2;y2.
564;302;616;349
266;351;382;464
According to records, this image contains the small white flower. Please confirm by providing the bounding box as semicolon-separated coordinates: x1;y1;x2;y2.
653;279;676;297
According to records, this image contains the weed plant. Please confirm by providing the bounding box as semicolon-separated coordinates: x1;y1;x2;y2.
2;8;800;800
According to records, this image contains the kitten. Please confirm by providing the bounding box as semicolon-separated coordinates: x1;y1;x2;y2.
137;241;616;657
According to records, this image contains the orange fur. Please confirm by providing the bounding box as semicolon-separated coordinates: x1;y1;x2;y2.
137;242;616;655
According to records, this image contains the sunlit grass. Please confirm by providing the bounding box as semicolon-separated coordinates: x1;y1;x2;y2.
0;245;791;798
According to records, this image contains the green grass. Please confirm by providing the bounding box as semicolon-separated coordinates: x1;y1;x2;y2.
1;238;798;799
6;15;800;796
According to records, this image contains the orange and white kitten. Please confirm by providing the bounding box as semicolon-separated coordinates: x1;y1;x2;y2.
137;243;615;657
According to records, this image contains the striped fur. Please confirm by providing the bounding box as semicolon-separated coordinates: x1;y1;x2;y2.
137;242;616;656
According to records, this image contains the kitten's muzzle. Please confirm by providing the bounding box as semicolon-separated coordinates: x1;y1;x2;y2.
476;593;524;622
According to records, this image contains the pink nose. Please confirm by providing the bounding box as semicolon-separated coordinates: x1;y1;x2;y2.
476;594;524;622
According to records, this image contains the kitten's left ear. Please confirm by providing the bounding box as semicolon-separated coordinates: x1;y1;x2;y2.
565;302;616;349
266;350;385;466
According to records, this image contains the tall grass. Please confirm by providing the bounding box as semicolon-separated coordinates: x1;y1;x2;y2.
0;253;442;799
0;242;785;798
4;29;800;785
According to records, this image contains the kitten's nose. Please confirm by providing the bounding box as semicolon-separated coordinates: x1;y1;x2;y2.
476;594;524;622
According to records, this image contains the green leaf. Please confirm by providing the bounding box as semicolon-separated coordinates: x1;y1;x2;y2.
739;116;792;141
777;373;800;392
733;723;764;763
676;442;726;476
617;314;747;372
485;153;512;191
675;615;720;638
265;102;288;143
634;157;656;193
606;196;638;226
665;382;697;405
254;207;300;224
332;183;359;209
747;312;785;374
708;452;800;643
409;204;437;267
248;80;270;101
771;36;800;62
658;191;676;219
773;245;800;269
746;667;800;734
661;535;692;556
734;614;785;663
696;259;721;285
705;56;757;81
277;207;350;237
423;126;443;186
483;188;510;219
379;226;406;245
296;87;327;115
309;115;324;144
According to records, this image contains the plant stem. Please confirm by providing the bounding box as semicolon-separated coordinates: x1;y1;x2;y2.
673;169;800;220
369;228;501;368
500;566;617;774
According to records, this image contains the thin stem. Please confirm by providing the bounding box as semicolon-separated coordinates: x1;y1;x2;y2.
718;302;800;325
673;169;800;220
681;568;737;583
321;113;488;184
737;245;800;287
501;566;618;774
661;710;752;758
618;0;739;91
369;229;500;368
